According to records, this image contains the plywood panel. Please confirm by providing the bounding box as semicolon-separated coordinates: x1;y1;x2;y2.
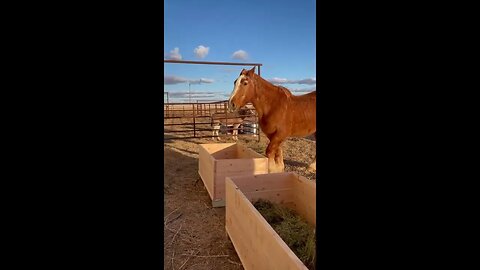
200;143;236;154
235;144;266;159
198;143;269;207
210;144;238;159
225;178;309;270
291;175;316;226
227;173;295;193
215;171;283;200
198;145;215;199
215;158;268;174
243;189;294;205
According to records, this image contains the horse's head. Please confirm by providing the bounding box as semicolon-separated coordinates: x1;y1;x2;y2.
228;67;256;112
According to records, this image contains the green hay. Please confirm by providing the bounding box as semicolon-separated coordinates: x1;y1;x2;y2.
253;199;316;270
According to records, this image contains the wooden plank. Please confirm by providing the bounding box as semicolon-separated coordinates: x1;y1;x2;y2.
213;159;268;200
225;178;308;270
215;172;290;201
200;143;269;207
227;173;295;193
291;175;316;226
226;178;268;269
215;158;268;174
211;145;238;159
243;189;294;205
198;145;215;200
235;144;266;159
201;143;264;159
199;143;236;154
214;171;267;200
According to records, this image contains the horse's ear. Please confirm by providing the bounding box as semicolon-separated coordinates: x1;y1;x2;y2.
240;69;247;75
247;66;256;76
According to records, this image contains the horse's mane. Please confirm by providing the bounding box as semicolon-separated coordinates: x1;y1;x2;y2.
253;72;300;98
276;85;294;98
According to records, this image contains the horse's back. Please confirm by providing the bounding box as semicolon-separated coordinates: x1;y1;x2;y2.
298;90;316;100
289;91;316;136
291;91;316;107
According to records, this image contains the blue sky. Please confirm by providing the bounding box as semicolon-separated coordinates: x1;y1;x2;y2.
164;0;316;103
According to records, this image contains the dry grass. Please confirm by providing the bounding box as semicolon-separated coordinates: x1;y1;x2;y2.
253;199;316;270
164;122;316;269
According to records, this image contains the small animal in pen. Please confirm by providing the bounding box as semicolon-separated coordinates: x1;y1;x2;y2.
211;108;254;141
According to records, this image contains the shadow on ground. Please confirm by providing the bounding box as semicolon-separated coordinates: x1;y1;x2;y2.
164;147;199;190
284;159;309;168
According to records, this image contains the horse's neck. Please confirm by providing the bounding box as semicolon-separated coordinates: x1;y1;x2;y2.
251;76;287;118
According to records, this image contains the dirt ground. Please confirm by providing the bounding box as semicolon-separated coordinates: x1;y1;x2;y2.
163;130;316;270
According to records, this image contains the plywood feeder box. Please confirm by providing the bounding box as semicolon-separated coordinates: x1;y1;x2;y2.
225;172;316;270
198;143;268;207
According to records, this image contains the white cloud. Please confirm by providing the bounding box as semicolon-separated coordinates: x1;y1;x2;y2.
232;50;248;60
164;75;188;84
290;87;316;93
165;90;225;102
165;47;182;60
189;78;215;84
267;77;316;85
164;75;214;85
194;45;210;59
296;78;316;85
168;91;217;98
268;77;289;84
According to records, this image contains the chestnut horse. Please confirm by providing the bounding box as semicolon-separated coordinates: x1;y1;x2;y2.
228;67;316;173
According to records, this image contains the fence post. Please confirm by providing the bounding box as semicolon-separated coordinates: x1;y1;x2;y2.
257;113;260;142
193;104;196;138
224;103;229;138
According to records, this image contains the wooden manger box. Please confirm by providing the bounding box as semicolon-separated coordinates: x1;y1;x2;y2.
198;143;269;207
225;172;316;270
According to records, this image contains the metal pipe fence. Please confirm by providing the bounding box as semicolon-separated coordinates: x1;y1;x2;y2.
163;60;263;141
163;101;260;141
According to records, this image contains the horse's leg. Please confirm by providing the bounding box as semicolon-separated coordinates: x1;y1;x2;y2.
308;132;316;172
266;136;284;173
233;124;240;141
215;125;223;141
219;124;227;141
275;146;285;172
212;125;218;141
217;125;222;141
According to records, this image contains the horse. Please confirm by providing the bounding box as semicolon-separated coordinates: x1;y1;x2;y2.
228;67;316;173
211;107;254;141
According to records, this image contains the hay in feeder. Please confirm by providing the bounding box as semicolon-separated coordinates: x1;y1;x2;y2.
253;199;316;270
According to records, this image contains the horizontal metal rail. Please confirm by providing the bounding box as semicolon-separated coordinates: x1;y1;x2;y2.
164;60;262;75
164;60;262;67
165;126;255;132
164;133;259;141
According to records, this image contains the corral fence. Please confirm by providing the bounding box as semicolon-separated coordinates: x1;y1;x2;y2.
163;100;260;141
164;60;263;141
